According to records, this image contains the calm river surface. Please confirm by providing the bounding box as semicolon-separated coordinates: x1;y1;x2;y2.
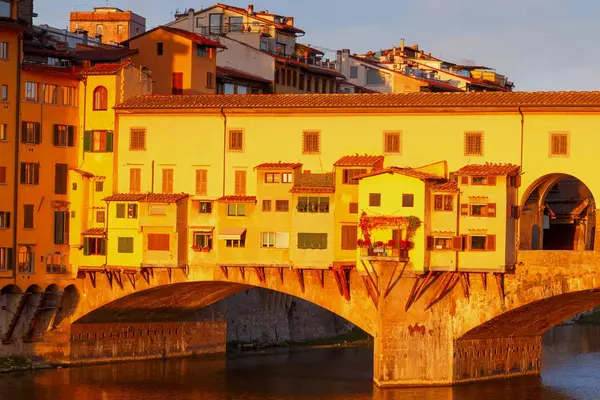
2;324;600;400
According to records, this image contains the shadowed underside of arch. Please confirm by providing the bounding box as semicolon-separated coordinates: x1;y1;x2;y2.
460;289;600;340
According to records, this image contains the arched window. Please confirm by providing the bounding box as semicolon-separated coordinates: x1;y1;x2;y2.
96;24;103;36
18;246;33;273
93;86;108;110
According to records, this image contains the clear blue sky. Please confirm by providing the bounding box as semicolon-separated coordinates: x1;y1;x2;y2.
34;0;600;91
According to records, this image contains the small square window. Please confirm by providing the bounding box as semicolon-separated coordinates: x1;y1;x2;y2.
262;200;272;212
349;203;359;214
470;236;487;250
96;211;105;223
369;193;381;207
228;130;243;151
435;237;452;250
384;132;401;154
199;201;212;214
95;181;104;192
464;132;483;156
470;204;486;216
303;131;320;154
276;200;289;212
402;194;414;207
550;133;569;156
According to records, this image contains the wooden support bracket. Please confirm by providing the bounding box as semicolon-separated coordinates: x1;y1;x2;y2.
87;271;97;288
295;269;305;293
332;269;351;301
113;270;124;290
277;267;284;285
405;276;422;312
220;266;229;279
254;267;266;284
105;271;113;289
238;266;246;280
140;268;151;285
167;268;172;283
424;272;460;311
360;260;380;297
495;273;505;305
125;272;136;289
384;261;408;299
481;273;488;290
459;273;470;299
314;269;324;288
361;275;379;309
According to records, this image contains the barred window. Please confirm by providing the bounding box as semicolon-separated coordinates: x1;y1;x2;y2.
129;128;146;151
303;130;320;154
550;133;569;156
384;132;401;154
228;130;243;151
464;132;483;156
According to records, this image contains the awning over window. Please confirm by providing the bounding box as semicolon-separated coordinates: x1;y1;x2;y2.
218;228;246;240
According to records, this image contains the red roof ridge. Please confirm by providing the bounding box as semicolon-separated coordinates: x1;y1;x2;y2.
122;26;226;48
255;162;302;170
217;195;257;202
455;163;521;176
334;155;384;167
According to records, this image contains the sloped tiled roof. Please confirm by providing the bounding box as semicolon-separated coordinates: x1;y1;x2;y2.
122;26;226;48
432;181;459;192
21;64;80;80
70;168;95;178
76;47;139;62
103;193;188;202
334;155;384;167
82;228;106;236
546;200;589;216
115;92;600;111
217;196;257;202
291;173;335;193
356;167;443;181
217;66;271;84
455;163;520;176
255;162;302;170
79;62;132;75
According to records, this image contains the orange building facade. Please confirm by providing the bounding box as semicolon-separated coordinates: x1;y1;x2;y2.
69;7;146;46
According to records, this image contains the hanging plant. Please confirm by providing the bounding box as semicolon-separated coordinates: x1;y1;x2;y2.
358;212;421;250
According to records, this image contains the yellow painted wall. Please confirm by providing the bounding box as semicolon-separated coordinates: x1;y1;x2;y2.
214;201;257;265
429;191;459;270
333;166;363;263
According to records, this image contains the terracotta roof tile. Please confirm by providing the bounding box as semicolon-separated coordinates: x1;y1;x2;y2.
76;47;139;62
79;62;132;75
70;168;95;178
122;26;226;49
432;181;459;192
255;162;302;170
334;155;384;167
115;92;600;111
213;3;305;34
291;173;335;193
82;228;106;236
217;66;271;84
21;64;81;80
356;167;443;181
455;163;520;176
103;193;188;202
217;196;257;203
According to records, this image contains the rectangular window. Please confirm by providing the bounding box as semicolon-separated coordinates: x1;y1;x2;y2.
0;248;12;271
261;232;275;248
194;232;213;249
262;200;272;212
469;203;496;217
276;200;289;212
53;125;74;147
469;235;496;251
129;168;141;193
0;42;7;60
234;170;246;196
84;237;106;256
206;72;214;88
20;162;39;185
297;233;327;250
86;130;113;152
434;237;453;250
53;211;69;244
434;195;454;211
228;130;243;151
195;169;208;195
0;124;6;141
21;121;41;144
116;203;138;219
43;84;58;104
25;82;39;102
297;197;329;213
303;130;320;154
23;204;34;229
0;166;5;184
350;66;358;79
61;86;76;106
282;173;293;183
464;132;483;156
129;128;146;151
118;237;134;253
227;204;246;216
147;233;170;251
341;225;358;250
54;163;68;194
0;211;10;228
384;132;401;154
550;133;569;156
196;44;208;57
96;210;105;223
157;42;164;56
199;201;212;214
342;169;367;185
349;202;359;214
265;173;281;183
402;194;414;207
162;168;174;193
369;193;381;207
299;73;305;90
1;84;7;101
226;237;246;248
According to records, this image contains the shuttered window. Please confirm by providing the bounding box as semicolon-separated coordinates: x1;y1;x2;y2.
369;193;381;207
23;204;34;229
20;162;39;185
53;125;74;147
341;225;358;250
0;166;6;184
83;130;113;153
0;248;13;271
83;237;105;256
195;169;208;195
297;233;327;249
262;200;272;212
129;128;146;151
234;170;246;196
342;169;367;185
129;168;141;193
228;130;243;151
464;132;483;156
550;133;569;156
303;130;320;154
21;121;41;144
384;132;401;154
349;203;359;214
54;163;68;194
162;168;174;193
147;233;170;251
206;72;214;88
118;237;134;253
0;212;10;228
96;210;105;223
402;194;414;207
54;211;69;244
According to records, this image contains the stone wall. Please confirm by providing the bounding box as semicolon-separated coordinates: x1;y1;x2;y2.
225;288;355;345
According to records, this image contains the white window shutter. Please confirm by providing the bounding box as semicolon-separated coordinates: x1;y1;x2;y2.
275;232;290;249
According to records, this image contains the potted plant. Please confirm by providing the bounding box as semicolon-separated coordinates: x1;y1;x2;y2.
201;247;210;253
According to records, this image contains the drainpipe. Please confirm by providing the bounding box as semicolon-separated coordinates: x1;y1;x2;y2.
12;34;22;284
220;108;227;196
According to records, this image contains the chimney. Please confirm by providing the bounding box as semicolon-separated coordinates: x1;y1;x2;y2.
414;43;419;51
341;49;351;78
247;4;254;15
400;38;405;53
335;50;342;72
285;16;294;26
82;30;88;45
188;8;195;31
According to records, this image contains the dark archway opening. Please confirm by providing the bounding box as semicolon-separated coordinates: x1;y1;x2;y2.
520;174;596;250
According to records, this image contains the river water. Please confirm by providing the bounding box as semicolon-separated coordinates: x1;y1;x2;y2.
2;324;600;400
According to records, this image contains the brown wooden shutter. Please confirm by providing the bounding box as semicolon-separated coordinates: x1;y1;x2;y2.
0;167;5;184
53;125;59;146
392;229;402;247
463;235;470;251
487;176;497;186
460;204;469;216
461;176;469;185
341;226;358;250
130;168;141;193
452;236;464;251
34;122;41;144
349;203;359;214
512;205;521;219
196;169;207;195
21;121;27;143
487;203;496;218
55;164;68;195
67;126;75;147
434;195;443;211
486;235;496;251
234;170;246;196
426;236;434;251
162;169;173;193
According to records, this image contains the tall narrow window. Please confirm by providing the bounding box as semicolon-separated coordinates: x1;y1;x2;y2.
130;168;141;193
157;42;164;56
0;124;6;141
234;170;246;196
43;84;58;104
54;211;69;244
341;225;358;250
53;125;74;147
25;82;38;102
129;128;146;150
162;168;174;194
93;86;108;110
228;130;244;151
464;132;483;156
96;24;103;36
550;133;569;156
54;163;68;195
0;42;7;60
195;169;208;195
206;72;214;88
1;84;7;101
172;72;183;95
20;162;39;185
384;132;401;154
23;204;34;229
21;121;41;144
303;130;320;154
0;166;5;184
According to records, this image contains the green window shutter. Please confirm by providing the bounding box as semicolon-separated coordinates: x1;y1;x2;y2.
83;131;92;152
83;238;90;255
100;238;106;255
298;233;305;249
116;204;125;218
106;131;114;152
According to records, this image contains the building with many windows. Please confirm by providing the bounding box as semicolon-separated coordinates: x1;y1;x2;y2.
69;7;146;46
